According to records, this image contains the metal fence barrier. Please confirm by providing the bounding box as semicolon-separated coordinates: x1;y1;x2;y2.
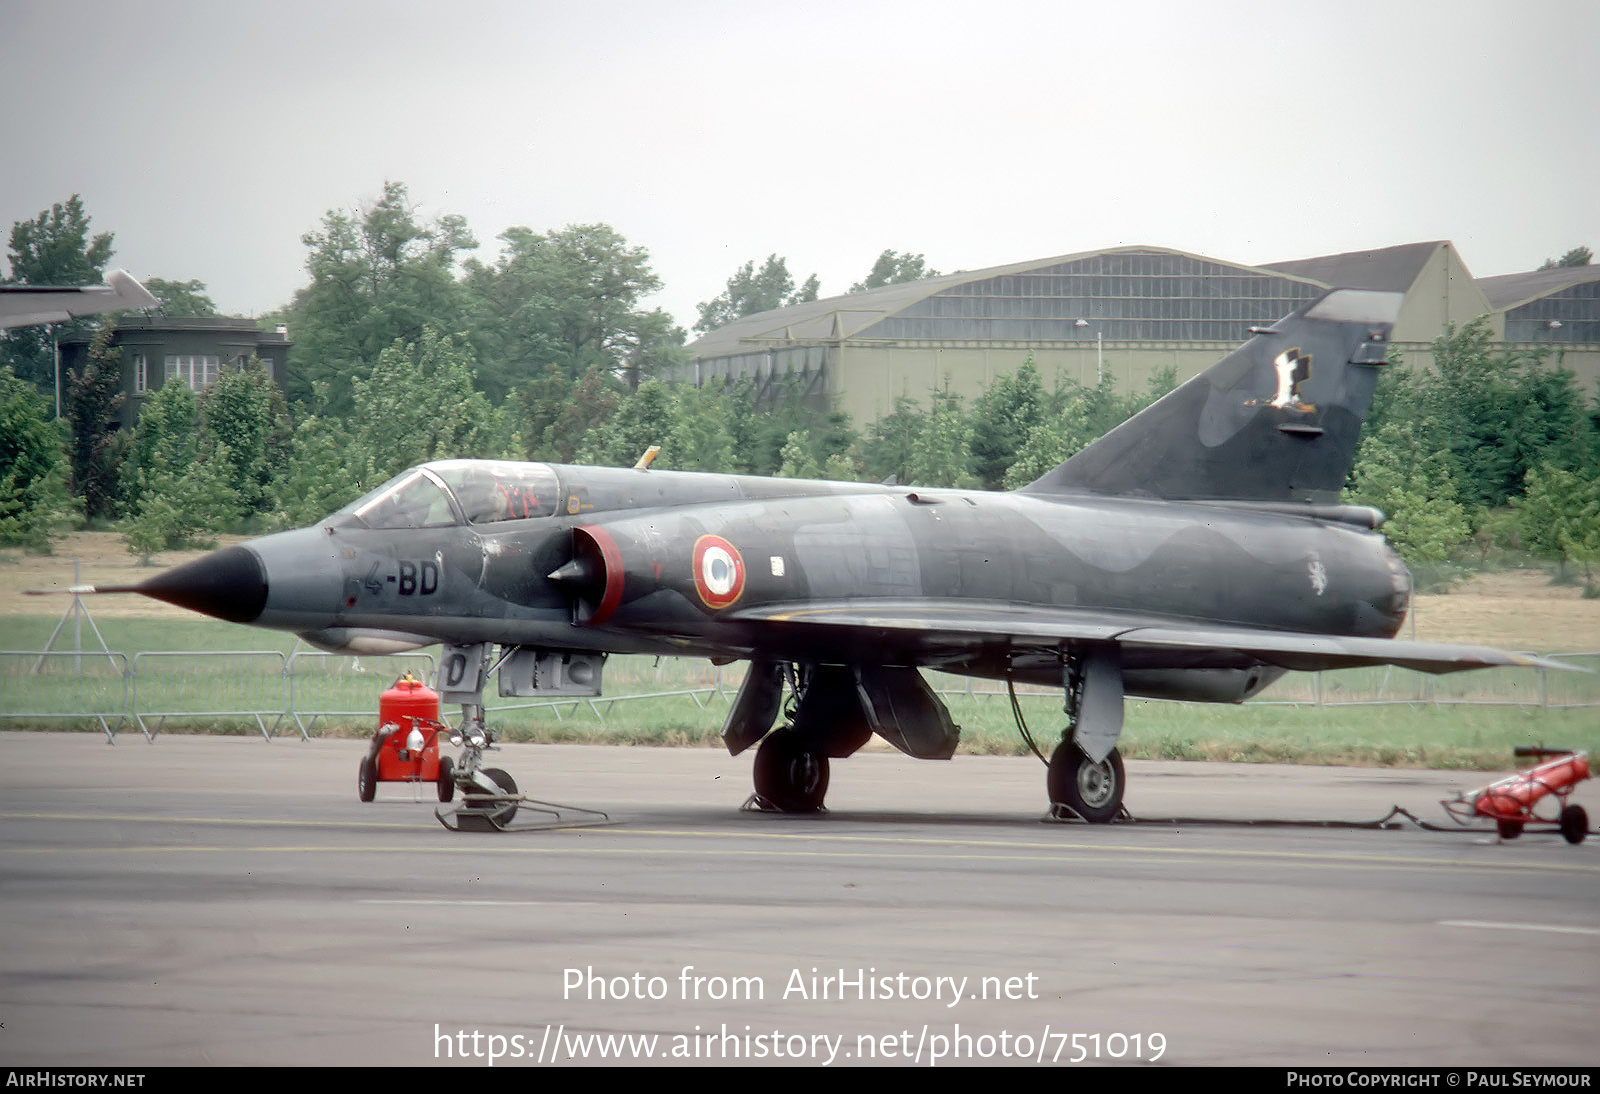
0;651;130;742
130;651;290;742
0;649;731;741
2;648;1596;741
285;650;437;740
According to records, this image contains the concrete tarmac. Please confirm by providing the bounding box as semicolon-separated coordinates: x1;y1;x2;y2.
0;731;1595;1068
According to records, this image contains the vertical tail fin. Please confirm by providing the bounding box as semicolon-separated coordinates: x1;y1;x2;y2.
1019;289;1403;502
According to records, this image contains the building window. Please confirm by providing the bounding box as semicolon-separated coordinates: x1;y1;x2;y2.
165;354;220;391
133;354;148;395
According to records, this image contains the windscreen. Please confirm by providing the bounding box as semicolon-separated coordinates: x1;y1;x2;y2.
338;469;459;529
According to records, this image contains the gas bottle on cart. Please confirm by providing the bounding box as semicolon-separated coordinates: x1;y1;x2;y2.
380;674;441;743
363;674;453;802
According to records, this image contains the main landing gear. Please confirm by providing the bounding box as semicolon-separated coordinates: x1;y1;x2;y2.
733;652;1130;822
1012;648;1128;824
1047;741;1126;824
741;665;847;814
752;727;830;813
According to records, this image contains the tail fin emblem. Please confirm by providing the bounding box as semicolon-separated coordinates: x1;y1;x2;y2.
1248;347;1316;413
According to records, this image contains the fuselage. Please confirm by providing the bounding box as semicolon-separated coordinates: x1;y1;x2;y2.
161;459;1410;698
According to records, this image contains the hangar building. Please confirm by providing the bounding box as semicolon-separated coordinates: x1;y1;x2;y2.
684;242;1599;425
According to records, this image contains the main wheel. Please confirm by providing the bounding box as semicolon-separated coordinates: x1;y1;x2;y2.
753;730;829;813
1047;742;1124;824
357;756;378;802
458;767;518;830
1560;804;1588;845
1496;817;1524;840
437;755;456;803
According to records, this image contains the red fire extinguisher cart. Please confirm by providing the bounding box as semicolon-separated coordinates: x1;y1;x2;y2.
358;674;455;803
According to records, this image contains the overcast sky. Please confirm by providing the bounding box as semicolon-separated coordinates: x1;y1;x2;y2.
2;0;1594;332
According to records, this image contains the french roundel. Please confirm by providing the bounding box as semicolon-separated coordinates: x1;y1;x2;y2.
692;535;746;610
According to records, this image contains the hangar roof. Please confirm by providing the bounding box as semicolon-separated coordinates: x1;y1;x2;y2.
688;252;1078;357
1478;264;1600;311
689;240;1593;361
689;245;1324;357
1259;241;1450;294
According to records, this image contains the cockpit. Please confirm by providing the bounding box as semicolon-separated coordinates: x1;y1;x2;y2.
334;460;561;530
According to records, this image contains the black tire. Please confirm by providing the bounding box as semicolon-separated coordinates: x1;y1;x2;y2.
753;730;829;813
1047;742;1124;824
357;756;378;803
1560;804;1588;845
1497;817;1524;840
460;767;518;828
437;755;456;804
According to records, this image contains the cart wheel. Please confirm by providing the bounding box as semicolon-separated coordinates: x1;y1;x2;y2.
358;756;378;803
1560;804;1588;845
1496;818;1523;840
437;755;455;803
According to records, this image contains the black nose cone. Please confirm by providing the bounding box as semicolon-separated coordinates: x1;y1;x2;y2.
137;545;268;623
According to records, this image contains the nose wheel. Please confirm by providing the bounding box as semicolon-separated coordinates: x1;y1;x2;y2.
452;766;519;831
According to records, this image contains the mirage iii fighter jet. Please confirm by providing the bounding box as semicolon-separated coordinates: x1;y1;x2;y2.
103;288;1561;823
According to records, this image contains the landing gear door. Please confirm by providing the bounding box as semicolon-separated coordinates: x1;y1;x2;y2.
437;643;492;707
721;661;784;757
1072;647;1124;764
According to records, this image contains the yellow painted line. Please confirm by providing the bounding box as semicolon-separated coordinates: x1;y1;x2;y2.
0;813;1594;875
0;810;424;830
600;827;1600;875
0;844;1585;879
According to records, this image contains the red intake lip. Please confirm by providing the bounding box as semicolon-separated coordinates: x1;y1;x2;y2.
574;525;625;626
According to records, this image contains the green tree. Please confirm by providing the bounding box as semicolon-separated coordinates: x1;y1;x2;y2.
1;195;116;389
671;385;737;472
776;430;822;479
969;357;1046;489
1002;399;1095;490
121;375;199;511
1346;422;1470;573
850;250;940;293
123;443;240;561
717;376;850;477
64;324;125;522
201;360;288;517
1401;318;1594;510
820;450;864;482
0;366;68;546
465;223;682;395
144;277;219;317
519;364;623;464
119;374;243;557
861;396;923;484
1538;246;1592;270
1516;464;1600;594
268;386;360;527
347;328;500;485
286;181;478;411
573;381;690;469
693;255;820;335
906;384;974;488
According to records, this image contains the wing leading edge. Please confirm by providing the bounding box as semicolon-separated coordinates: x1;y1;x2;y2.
724;599;1572;676
0;270;158;330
